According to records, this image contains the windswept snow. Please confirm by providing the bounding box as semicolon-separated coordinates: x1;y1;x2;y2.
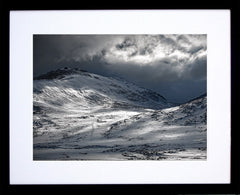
33;68;206;160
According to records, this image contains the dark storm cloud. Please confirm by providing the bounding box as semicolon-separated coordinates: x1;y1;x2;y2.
33;35;122;75
184;55;207;80
33;34;207;103
93;57;206;103
33;36;63;75
158;35;177;49
115;38;136;50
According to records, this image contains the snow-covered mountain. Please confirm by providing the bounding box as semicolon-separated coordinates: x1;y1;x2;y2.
33;68;206;160
34;67;170;111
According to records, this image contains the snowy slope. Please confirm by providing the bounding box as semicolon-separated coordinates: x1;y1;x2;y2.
34;67;169;111
33;68;206;160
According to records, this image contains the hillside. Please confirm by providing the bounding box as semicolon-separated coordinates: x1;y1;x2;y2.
33;68;207;160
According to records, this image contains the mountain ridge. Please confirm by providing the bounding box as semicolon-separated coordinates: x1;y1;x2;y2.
33;67;171;110
33;67;207;160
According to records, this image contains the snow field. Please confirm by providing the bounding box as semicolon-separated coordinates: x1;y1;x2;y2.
33;70;206;160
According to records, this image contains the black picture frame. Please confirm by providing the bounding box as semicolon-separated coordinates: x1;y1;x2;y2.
3;0;240;194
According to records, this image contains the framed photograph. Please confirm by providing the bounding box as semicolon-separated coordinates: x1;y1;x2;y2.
9;10;231;185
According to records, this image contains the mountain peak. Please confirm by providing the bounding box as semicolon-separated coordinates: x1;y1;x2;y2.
33;67;171;110
34;67;88;80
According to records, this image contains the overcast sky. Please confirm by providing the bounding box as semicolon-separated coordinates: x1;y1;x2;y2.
33;34;207;103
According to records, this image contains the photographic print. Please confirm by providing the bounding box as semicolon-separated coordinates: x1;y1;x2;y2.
9;9;231;184
33;34;207;161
